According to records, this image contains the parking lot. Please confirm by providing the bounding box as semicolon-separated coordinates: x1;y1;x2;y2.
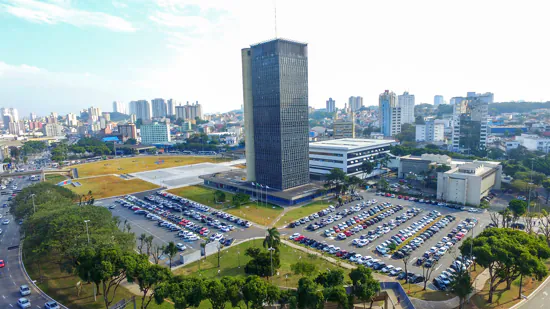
95;189;264;265
283;190;492;290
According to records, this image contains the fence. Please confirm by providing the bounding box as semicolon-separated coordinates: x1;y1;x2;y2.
380;281;416;309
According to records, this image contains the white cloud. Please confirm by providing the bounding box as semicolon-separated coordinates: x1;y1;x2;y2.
2;0;136;32
112;1;128;9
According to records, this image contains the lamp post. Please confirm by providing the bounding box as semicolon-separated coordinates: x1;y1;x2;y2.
84;220;91;245
268;247;276;278
237;251;241;268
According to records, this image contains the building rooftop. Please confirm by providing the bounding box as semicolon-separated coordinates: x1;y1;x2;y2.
309;138;394;151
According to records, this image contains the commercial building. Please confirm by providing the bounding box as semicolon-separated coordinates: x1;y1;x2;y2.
309;138;393;180
66;113;78;127
333;119;354;139
151;98;168;118
398;154;452;179
437;160;502;206
112;101;126;114
379;90;401;137
415;120;444;142
130;100;152;121
326;98;336;113
242;38;310;190
167;99;175;116
434;95;444;106
349;96;363;111
43;123;64;137
451;93;489;152
489;125;527;136
117;123;137;141
398;92;415;124
516;134;550;153
140;122;171;145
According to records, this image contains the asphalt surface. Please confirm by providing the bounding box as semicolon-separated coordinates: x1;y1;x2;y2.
0;176;53;309
95;189;265;265
282;190;492;289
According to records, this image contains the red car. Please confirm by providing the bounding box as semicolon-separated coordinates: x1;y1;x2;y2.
0;260;4;268
404;196;410;200
295;235;305;241
336;250;347;257
385;193;391;197
344;231;353;237
398;195;403;199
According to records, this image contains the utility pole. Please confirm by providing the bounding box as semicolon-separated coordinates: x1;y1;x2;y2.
217;243;221;268
84;220;91;244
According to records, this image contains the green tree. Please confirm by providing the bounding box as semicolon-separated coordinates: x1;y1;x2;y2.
360;161;375;179
214;190;226;204
349;266;380;309
232;193;250;207
460;228;550;303
508;199;527;222
129;263;172;309
296;277;324;309
450;269;473;309
542;179;550;203
415;116;425;125
207;279;229;309
242;276;269;309
244;248;280;278
125;138;137;145
324;285;349;309
377;177;389;191
221;277;245;308
164;241;179;268
154;277;206;309
395;123;416;142
315;269;344;288
263;227;281;251
138;233;147;254
291;261;318;277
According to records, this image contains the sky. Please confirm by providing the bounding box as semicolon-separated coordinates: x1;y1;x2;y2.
1;0;550;117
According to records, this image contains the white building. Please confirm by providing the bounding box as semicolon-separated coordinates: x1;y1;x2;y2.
309;138;394;180
112;101;126;114
130;100;152;121
140;122;171;145
43;123;64;137
516;134;550;153
175;105;186;120
434;95;444;106
66;113;78;127
398;92;415;124
151;98;167;118
415;121;444;142
348;96;364;112
167;99;175;116
379;90;402;137
437;160;502;206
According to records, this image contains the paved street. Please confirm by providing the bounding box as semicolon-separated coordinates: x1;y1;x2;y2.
0;177;54;309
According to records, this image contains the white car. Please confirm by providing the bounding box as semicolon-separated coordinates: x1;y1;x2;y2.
2;219;9;225
350;254;362;262
19;285;31;296
17;298;31;309
290;233;301;240
176;243;187;251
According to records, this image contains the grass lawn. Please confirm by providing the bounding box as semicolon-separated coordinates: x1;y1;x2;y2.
68;175;159;199
398;280;455;301
226;203;283;226
24;255;172;309
174;239;349;288
275;200;334;228
45;174;68;184
73;156;229;177
167;185;234;209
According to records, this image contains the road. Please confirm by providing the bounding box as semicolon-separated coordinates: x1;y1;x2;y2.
0;176;53;309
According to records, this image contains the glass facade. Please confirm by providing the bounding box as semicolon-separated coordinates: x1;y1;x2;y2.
251;39;310;190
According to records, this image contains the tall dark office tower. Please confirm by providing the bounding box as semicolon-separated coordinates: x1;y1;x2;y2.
242;39;310;190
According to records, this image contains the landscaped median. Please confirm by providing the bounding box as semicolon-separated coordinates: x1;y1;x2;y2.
167;185;235;209
274;200;334;228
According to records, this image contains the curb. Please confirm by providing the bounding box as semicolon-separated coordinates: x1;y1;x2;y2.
19;240;69;309
509;274;550;309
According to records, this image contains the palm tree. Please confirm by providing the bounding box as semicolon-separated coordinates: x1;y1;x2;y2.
263;227;281;251
137;233;147;254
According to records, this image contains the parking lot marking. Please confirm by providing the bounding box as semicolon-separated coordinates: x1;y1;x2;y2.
435;265;442;271
410;257;417;264
115;213;169;244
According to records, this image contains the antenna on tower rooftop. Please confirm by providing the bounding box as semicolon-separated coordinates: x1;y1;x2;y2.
274;0;278;38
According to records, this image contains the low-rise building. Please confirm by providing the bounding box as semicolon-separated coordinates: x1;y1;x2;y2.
516;134;550;153
309;138;394;180
398;154;452;179
140;122;171;145
437;161;502;206
333;120;354;138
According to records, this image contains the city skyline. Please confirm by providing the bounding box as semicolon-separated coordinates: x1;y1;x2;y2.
1;0;549;116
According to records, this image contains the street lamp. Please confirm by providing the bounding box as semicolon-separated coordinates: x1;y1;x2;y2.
84;220;91;244
268;247;276;278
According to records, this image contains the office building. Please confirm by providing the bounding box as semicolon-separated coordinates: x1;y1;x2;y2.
130;100;152;121
415;120;444;142
242;38;310;190
1;107;19;124
309;138;393;180
151;98;167;118
88;107;101;122
326;98;336;113
451;92;493;106
43;123;64;137
2;114;12;130
333;120;354;139
398;92;415;124
112;101;126;114
140;122;171;144
167;99;175;116
451;93;489;152
434;95;444;106
349;96;363;111
118;123;137;141
437;160;502;206
66;113;78;127
379;90;401;137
